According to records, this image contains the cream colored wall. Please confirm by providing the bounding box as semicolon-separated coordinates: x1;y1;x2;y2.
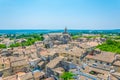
85;58;111;69
1;68;11;77
59;53;81;65
86;58;110;65
0;77;2;80
114;66;120;72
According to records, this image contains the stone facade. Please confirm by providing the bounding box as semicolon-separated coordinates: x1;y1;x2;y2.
43;28;72;48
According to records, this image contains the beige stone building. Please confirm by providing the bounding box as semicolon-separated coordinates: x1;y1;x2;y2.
84;50;120;79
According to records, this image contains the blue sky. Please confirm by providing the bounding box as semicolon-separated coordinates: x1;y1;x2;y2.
0;0;120;30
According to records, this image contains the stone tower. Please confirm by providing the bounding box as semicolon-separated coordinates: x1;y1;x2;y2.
63;27;68;34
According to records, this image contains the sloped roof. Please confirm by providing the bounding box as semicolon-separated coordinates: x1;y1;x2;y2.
45;77;55;80
33;71;45;78
46;57;63;68
3;75;17;80
11;59;28;67
86;51;115;63
113;60;120;66
18;72;33;80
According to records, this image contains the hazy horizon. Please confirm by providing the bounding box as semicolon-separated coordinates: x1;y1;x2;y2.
0;28;120;30
0;0;120;29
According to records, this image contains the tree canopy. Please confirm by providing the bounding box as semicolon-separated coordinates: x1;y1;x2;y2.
97;39;120;54
10;36;44;48
0;44;6;48
60;72;74;80
0;33;44;48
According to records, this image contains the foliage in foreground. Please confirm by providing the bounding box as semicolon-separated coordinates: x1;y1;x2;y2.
60;72;75;80
0;44;6;48
97;39;120;54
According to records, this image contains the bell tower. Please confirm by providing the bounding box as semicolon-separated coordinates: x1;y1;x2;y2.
63;27;68;34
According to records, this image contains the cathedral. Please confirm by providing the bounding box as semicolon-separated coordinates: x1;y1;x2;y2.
43;27;72;48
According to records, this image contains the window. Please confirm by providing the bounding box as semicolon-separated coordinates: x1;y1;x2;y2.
76;56;79;59
95;60;97;63
93;63;97;67
100;61;102;64
87;59;89;61
106;63;110;65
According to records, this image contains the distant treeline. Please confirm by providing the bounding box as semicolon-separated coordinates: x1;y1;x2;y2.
0;33;44;49
0;30;120;36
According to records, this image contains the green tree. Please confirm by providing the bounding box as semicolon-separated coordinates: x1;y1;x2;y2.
9;33;44;48
60;72;74;80
0;44;6;48
97;39;120;54
10;43;21;47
